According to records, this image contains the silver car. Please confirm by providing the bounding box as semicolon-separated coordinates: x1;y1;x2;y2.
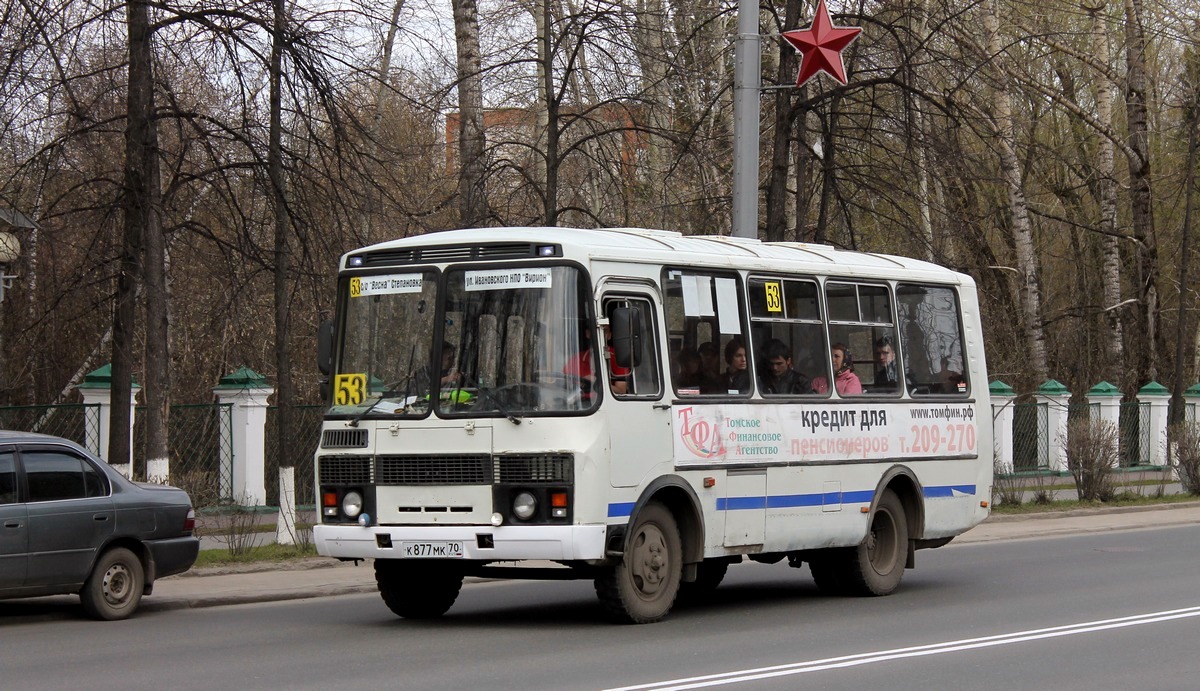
0;431;199;620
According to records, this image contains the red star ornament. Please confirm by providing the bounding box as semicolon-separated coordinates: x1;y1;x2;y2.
782;0;862;86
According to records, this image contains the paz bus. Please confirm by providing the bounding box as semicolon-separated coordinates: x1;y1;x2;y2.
312;227;992;623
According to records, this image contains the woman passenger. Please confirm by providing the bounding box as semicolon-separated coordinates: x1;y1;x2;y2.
812;342;862;396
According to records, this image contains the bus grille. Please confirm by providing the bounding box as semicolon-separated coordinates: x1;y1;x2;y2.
494;454;574;483
319;456;372;484
376;455;491;485
321;429;368;448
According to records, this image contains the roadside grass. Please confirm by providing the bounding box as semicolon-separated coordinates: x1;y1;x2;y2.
991;491;1198;515
193;542;319;568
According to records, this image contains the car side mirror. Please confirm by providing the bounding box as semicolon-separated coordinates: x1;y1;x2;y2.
317;319;334;375
610;306;642;368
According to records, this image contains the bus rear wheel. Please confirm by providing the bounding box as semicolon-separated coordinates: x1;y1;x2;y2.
374;560;464;619
810;489;908;597
595;502;682;624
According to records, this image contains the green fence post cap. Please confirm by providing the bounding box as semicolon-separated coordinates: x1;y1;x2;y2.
215;367;270;390
989;380;1015;396
1185;383;1200;399
78;363;139;389
1137;380;1170;397
1087;381;1122;397
1037;379;1070;396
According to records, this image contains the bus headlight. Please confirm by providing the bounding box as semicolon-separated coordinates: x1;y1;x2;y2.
512;491;537;520
342;490;364;518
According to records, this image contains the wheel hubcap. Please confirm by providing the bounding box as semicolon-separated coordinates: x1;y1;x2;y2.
867;509;897;574
629;524;669;596
102;564;132;606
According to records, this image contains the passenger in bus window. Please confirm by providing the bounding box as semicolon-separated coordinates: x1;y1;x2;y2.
759;339;812;395
565;325;629;398
698;341;722;389
873;336;900;390
722;337;751;394
675;348;705;392
812;343;862;396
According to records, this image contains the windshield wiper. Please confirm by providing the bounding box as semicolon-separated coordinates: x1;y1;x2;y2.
348;346;417;428
456;373;522;425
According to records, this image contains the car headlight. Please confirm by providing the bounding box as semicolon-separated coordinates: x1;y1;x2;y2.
342;490;363;518
512;491;537;520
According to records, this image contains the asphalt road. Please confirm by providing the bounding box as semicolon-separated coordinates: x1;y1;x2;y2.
3;524;1199;690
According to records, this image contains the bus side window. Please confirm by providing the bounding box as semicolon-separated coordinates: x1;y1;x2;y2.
824;282;900;396
662;269;750;397
897;284;969;395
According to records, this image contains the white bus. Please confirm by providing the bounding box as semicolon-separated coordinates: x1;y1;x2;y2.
313;227;992;623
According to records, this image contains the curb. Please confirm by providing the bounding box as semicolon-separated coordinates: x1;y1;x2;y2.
984;499;1200;523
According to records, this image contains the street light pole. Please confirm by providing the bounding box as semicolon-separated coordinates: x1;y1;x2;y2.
731;0;761;239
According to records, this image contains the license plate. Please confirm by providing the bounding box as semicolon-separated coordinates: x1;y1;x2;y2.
401;541;465;558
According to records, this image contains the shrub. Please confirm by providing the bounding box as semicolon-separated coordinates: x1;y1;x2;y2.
992;454;1023;507
1169;423;1200;495
1063;419;1117;502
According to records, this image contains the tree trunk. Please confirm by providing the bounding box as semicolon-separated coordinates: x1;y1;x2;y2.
985;0;1048;383
452;0;487;227
270;0;293;479
112;0;156;474
1085;2;1124;386
1124;0;1161;385
764;0;803;243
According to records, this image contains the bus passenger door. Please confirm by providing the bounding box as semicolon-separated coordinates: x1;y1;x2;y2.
603;291;671;488
723;469;766;547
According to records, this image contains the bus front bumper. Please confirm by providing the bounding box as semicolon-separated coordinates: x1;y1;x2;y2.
313;524;608;561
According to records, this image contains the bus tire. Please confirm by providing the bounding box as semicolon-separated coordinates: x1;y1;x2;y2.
679;560;728;602
844;488;908;596
594;502;682;624
808;552;849;596
374;560;464;619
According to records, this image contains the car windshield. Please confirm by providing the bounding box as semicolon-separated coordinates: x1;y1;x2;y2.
330;270;439;417
437;265;594;416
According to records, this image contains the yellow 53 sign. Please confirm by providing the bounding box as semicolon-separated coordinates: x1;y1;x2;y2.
334;373;366;406
764;281;783;313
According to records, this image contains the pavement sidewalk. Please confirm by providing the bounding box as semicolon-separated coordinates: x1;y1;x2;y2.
146;501;1200;612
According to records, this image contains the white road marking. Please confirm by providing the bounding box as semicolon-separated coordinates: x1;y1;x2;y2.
606;605;1200;690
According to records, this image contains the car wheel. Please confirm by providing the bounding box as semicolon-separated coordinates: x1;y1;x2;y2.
81;547;145;621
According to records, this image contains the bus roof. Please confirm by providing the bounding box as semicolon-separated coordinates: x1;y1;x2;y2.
344;227;971;285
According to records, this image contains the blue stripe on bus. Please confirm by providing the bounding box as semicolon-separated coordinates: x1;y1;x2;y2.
608;502;636;518
609;485;976;517
922;484;977;498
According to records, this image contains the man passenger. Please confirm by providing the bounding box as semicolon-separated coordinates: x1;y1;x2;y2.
759;339;812;395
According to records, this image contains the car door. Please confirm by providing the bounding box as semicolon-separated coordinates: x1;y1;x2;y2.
22;446;115;588
0;449;27;589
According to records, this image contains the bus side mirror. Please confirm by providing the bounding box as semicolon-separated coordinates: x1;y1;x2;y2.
610;306;642;368
317;319;334;376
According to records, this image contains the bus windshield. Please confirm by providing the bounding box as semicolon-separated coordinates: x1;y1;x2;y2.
437;265;594;416
332;270;439;417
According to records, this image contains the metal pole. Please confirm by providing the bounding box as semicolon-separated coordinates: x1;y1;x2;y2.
731;0;760;238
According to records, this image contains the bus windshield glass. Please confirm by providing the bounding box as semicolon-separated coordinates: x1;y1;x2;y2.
437;265;594;416
331;270;439;417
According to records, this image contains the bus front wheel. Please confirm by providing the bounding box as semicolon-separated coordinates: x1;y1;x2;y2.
374;560;464;619
595;502;682;624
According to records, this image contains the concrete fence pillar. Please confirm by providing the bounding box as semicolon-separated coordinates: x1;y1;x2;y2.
1039;379;1071;473
989;380;1017;473
213;367;272;506
75;364;140;479
1088;381;1122;468
1185;384;1200;425
1138;381;1171;468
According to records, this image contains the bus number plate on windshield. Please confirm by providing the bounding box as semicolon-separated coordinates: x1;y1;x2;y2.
401;541;464;558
